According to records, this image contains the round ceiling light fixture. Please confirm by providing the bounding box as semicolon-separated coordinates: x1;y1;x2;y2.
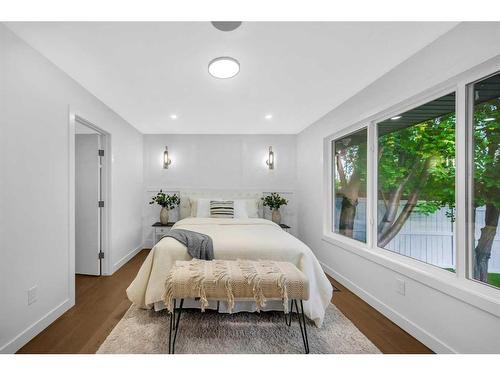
211;21;242;32
208;57;240;79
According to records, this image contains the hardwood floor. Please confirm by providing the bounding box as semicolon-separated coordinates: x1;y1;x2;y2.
17;250;149;354
327;275;432;354
18;249;432;354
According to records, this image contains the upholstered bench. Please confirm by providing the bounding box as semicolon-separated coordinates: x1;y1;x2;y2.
163;259;310;354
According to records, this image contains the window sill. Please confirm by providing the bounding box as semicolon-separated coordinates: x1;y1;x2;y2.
321;232;500;319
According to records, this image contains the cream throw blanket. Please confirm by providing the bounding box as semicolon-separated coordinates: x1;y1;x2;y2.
126;218;333;327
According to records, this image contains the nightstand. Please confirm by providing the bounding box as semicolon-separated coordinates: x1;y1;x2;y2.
152;222;176;245
279;224;291;233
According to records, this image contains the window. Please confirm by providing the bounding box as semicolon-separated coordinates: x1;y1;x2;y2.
469;72;500;289
376;93;456;270
332;128;367;242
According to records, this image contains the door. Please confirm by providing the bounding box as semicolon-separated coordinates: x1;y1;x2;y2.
75;133;101;275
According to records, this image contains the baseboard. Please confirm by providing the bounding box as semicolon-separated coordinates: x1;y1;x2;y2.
112;243;144;274
320;261;456;354
0;298;73;354
143;240;155;249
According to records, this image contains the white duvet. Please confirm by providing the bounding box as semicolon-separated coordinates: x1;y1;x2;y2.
126;218;333;326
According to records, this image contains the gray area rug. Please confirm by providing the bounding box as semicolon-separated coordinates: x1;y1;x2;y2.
97;304;381;354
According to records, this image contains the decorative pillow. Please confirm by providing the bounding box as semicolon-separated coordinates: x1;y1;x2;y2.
190;198;222;217
245;198;260;218
188;198;198;217
233;200;249;218
210;200;234;218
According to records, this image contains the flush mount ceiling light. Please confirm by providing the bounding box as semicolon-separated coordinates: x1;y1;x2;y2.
265;114;273;120
391;116;402;120
211;21;242;32
208;57;240;79
170;114;178;120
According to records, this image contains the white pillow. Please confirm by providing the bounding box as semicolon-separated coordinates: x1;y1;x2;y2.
192;198;222;217
245;199;260;218
233;200;249;219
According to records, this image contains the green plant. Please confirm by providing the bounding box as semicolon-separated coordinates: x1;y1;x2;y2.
335;94;499;283
149;190;180;210
261;193;288;210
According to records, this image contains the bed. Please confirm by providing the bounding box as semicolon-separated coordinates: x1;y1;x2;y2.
127;193;333;327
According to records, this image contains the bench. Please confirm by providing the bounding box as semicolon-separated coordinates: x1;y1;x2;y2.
163;259;310;354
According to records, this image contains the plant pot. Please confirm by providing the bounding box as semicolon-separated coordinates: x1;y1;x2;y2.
271;209;281;225
160;207;169;225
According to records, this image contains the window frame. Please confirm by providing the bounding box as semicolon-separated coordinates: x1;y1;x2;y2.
465;70;500;290
322;57;500;318
324;122;371;249
373;90;457;271
330;126;369;245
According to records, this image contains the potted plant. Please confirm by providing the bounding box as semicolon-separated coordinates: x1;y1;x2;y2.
149;190;180;224
261;192;288;224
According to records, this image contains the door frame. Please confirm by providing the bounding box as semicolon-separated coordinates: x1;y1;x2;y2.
68;109;112;300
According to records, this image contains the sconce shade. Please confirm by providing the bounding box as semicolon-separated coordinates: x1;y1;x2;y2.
163;146;172;169
266;146;275;170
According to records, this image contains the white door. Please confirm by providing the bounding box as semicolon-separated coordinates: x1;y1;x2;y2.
75;133;101;275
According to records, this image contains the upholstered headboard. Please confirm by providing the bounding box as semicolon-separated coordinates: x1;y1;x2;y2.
179;190;264;219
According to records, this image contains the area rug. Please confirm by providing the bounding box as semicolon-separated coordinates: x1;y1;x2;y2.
97;304;381;354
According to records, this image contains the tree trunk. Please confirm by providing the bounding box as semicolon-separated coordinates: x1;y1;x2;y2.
337;166;361;239
377;187;404;237
378;157;432;247
338;196;357;237
378;186;421;247
473;204;499;283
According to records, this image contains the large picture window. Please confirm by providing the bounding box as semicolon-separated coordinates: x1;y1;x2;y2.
333;128;367;242
376;93;456;270
469;72;500;289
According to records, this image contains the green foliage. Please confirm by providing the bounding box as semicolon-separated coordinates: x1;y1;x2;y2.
336;97;498;234
472;99;500;210
335;134;367;197
378;113;456;219
261;192;288;210
149;190;180;209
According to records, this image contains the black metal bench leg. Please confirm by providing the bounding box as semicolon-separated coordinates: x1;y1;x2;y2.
299;300;310;354
284;299;293;326
294;299;310;354
171;299;184;354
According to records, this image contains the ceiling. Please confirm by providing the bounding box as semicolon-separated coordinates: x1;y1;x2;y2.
5;22;458;134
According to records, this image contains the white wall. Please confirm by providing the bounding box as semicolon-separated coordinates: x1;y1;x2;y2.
0;24;143;353
142;134;297;245
297;22;500;353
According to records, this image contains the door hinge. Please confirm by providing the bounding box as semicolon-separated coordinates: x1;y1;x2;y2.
98;251;105;259
98;149;104;156
98;200;104;207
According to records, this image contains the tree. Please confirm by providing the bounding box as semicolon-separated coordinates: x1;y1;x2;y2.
335;98;499;283
471;99;500;282
377;114;456;248
334;132;367;239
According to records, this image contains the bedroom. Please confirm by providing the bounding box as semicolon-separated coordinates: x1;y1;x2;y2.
1;0;500;372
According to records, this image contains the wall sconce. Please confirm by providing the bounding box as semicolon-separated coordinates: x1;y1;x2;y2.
266;146;275;170
163;146;172;169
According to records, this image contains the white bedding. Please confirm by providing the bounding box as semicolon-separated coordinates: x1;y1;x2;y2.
126;217;333;326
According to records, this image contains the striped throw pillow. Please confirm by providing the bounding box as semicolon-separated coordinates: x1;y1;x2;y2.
210;200;234;218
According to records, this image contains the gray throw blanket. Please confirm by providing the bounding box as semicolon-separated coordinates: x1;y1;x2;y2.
161;229;214;260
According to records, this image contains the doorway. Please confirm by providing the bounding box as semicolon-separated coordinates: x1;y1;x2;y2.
74;117;108;276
